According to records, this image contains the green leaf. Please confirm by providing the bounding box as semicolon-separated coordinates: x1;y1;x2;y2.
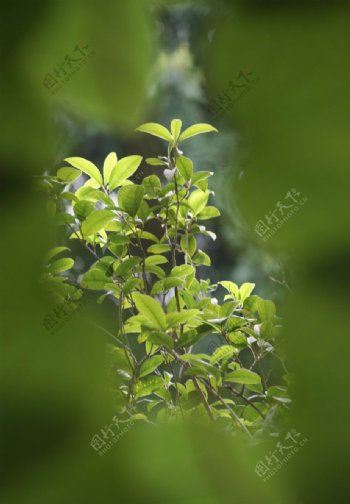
81;268;109;290
136;123;173;142
64;157;103;186
46;246;70;262
170;264;194;278
193;250;211;266
143;175;161;197
118;184;144;217
166;309;200;328
197;206;221;220
143;265;166;279
171;119;182;142
135;376;164;399
48;257;74;275
114;257;142;277
147;244;171;254
139;355;164;378
145;255;168;266
109;155;143;190
188;190;209;216
240;282;255;301
179;123;218;142
228;331;247;346
180;234;196;257
57;167;81;183
133;293;167;331
258;299;276;321
103;152;117;184
145;158;167;166
81;209;115;236
225;369;262;386
148;332;174;350
210;345;236;364
176;155;193;182
74;200;95;220
109;235;130;246
219;281;240;299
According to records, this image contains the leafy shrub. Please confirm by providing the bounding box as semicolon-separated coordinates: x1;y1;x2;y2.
39;120;289;436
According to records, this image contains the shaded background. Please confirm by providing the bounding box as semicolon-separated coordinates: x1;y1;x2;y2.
1;0;349;503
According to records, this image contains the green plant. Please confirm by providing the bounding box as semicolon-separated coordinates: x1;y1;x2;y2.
39;119;289;436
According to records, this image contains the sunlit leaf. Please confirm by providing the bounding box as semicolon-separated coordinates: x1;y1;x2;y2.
136;122;173;142
81;209;115;236
64;157;103;186
179;123;218;142
109;155;143;190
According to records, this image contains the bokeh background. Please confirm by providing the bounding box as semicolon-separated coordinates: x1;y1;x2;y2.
1;0;350;503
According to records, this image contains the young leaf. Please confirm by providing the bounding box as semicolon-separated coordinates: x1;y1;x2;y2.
224;369;262;386
64;157;103;186
133;293;167;331
81;269;109;290
74;200;95;220
166;309;200;329
109;155;143;190
197;206;221;220
118;184;144;217
136;123;173;143
210;345;236;364
148;332;174;350
171;119;182;142
46;246;70;262
145;255;168;266
147;244;171;254
179;123;218;142
114;257;142;277
103;152;117;185
81;209;115;236
240;282;255;301
57;167;81;183
176;156;193;182
48;257;74;275
139;355;164;378
180;234;196;257
258;299;276;321
188;190;209;216
145;158;167;166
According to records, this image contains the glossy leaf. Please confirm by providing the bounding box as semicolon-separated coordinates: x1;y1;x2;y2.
64;157;103;186
118;184;144;217
171;119;182;142
176;155;193;181
81;209;115;236
109;155;143;190
179;123;218;142
103;152;117;184
139;355;164;378
133;293;166;331
136;122;173;142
